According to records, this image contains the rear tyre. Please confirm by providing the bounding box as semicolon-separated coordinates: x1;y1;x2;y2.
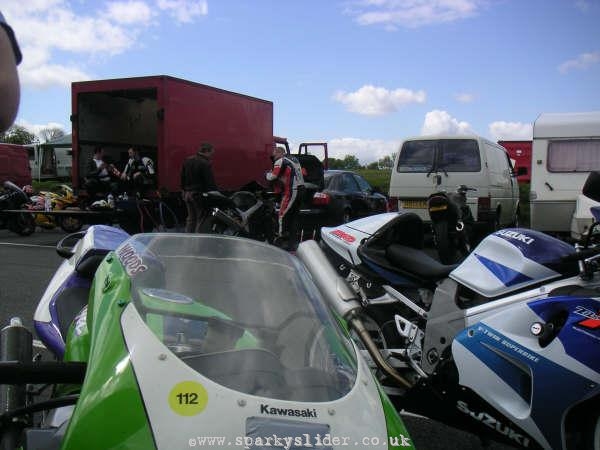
433;221;454;264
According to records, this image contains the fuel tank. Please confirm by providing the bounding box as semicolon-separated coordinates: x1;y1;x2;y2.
450;229;578;297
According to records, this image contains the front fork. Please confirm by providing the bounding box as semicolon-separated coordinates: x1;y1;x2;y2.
0;318;33;449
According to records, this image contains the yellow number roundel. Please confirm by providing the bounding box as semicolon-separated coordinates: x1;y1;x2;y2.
168;381;208;416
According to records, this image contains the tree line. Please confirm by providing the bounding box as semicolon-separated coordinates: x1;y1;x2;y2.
327;153;396;171
0;124;65;145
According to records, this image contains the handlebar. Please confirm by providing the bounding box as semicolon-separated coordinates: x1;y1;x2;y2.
561;246;600;263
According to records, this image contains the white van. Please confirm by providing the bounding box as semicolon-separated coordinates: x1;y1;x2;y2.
529;111;600;238
389;135;520;230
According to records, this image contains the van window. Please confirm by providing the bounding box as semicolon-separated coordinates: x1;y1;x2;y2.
548;139;600;172
397;139;480;173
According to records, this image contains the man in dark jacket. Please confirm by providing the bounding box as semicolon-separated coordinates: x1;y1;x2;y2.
181;142;217;233
84;146;120;197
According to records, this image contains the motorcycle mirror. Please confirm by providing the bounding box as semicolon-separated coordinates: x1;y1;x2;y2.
56;231;86;259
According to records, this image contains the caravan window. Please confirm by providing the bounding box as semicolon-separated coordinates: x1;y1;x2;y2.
397;139;480;173
548;139;600;172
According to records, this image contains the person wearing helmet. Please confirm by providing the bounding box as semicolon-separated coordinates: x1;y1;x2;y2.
266;145;305;251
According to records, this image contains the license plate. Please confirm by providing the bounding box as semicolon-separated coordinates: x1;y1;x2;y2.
401;199;427;209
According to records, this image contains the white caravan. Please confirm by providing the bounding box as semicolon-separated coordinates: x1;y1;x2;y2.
529;111;600;239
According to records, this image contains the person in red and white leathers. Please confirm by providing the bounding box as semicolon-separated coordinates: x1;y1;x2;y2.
266;145;305;250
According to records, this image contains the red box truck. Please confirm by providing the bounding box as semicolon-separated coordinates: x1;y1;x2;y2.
0;143;32;187
71;75;275;193
498;140;532;183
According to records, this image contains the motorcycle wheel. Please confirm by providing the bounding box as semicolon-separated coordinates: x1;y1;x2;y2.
433;221;455;264
59;215;83;233
581;409;600;450
9;213;36;236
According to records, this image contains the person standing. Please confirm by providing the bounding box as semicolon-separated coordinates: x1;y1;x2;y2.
266;145;305;250
0;11;22;132
180;143;217;233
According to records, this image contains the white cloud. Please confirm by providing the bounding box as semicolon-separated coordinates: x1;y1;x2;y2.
488;121;533;141
327;137;401;164
454;92;475;103
19;64;92;89
157;0;208;23
421;110;473;135
3;0;207;89
349;0;482;29
333;85;426;115
558;51;600;74
105;1;155;25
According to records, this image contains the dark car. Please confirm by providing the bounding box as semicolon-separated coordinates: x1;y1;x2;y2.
301;170;388;227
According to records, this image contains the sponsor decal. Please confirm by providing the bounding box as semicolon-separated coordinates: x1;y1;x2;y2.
260;404;318;418
329;229;356;243
496;230;534;245
457;401;531;447
574;305;600;329
478;325;540;363
117;243;148;276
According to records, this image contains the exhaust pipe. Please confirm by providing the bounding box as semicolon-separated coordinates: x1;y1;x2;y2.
296;241;413;389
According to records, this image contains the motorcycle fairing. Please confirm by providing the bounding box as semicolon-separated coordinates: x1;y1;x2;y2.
452;299;600;450
450;231;577;298
527;296;600;374
121;302;393;449
34;225;130;357
321;212;417;270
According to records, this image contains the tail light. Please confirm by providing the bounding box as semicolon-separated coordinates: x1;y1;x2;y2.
312;192;331;206
388;196;399;212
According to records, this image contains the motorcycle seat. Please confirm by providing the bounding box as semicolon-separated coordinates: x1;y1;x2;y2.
386;244;458;281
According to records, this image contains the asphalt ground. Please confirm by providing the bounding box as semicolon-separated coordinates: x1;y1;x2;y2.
0;227;515;450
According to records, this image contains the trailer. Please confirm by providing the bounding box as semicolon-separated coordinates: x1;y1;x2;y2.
529;111;600;238
71;75;275;194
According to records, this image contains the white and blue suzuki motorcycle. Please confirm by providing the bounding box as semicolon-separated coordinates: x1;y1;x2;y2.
296;173;600;450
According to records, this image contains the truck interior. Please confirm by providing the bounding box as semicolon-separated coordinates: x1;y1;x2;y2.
76;89;159;189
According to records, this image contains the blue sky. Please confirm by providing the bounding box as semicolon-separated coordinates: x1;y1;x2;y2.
4;0;600;163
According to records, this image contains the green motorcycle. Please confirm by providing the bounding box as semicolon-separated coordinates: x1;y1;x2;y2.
0;229;415;449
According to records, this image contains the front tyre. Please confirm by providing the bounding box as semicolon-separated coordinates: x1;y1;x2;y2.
59;215;83;233
567;402;600;450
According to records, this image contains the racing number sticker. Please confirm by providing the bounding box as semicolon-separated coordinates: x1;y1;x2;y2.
168;381;208;416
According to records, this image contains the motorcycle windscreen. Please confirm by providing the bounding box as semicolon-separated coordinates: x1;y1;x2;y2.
119;234;358;402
